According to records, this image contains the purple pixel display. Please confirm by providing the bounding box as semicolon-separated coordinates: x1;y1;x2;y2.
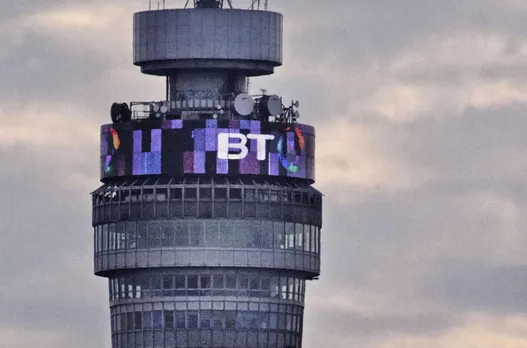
100;120;315;182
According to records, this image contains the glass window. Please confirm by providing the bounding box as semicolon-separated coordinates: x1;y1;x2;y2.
230;188;242;200
288;278;295;300
109;224;116;251
293;192;302;203
233;220;247;248
237;275;248;290
237;311;251;329
261;277;271;291
204;221;219;247
189;221;203;247
214;188;227;200
258;189;269;202
143;188;155;201
248;223;261;248
270;313;278;329
212;317;224;329
188;312;198;328
119;314;126;331
213;275;224;289
296;224;304;250
225;311;236;329
249;276;259;290
200;275;211;289
315;227;320;254
163;275;173;296
152;276;162;297
259;221;272;249
226;275;236;289
143;311;152;329
155;188;167;201
134;312;142;330
141;276;151;298
200;311;211;329
274;222;285;249
220;220;235;247
137;221;148;248
175;275;185;296
244;189;255;201
188;275;199;296
270;190;280;202
175;221;189;246
304;225;310;252
188;275;198;288
160;220;173;247
175;275;185;288
116;222;125;250
285;223;295;250
280;277;288;300
185;187;197;199
125;221;137;249
170;188;182;200
148;221;161;248
131;189;141;202
164;310;174;329
176;311;186;329
153;310;163;329
199;187;212;199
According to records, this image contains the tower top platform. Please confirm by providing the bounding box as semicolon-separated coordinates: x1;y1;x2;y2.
134;8;283;76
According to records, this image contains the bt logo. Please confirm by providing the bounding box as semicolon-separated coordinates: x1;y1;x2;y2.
217;133;275;160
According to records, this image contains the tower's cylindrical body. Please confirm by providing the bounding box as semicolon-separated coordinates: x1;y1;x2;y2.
92;5;321;348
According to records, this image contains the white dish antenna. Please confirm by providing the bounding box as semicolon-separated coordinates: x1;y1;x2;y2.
259;94;282;117
233;93;255;116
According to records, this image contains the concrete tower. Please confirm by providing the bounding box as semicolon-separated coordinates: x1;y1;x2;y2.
92;2;322;347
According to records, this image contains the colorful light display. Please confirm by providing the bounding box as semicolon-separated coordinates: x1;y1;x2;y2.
100;120;315;181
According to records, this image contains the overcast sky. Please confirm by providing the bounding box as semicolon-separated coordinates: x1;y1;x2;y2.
1;0;527;347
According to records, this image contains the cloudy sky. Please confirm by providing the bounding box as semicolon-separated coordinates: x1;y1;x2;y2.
1;0;527;347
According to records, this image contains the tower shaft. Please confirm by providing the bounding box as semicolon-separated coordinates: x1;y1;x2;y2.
93;3;322;348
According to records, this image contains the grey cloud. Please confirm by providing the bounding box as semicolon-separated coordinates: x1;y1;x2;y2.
2;1;527;347
420;261;527;314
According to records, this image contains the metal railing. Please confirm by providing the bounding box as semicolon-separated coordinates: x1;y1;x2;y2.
126;91;300;123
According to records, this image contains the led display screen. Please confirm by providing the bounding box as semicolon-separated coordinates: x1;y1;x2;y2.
101;119;315;182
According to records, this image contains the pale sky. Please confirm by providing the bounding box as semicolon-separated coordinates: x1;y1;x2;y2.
1;0;527;347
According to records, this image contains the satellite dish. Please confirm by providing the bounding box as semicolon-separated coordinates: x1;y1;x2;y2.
259;95;282;117
293;100;300;108
233;93;255;116
110;102;131;123
160;105;168;113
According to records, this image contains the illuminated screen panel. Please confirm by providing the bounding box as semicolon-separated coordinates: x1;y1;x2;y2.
100;120;316;182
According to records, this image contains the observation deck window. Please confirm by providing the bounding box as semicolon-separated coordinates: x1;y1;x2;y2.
169;188;182;200
185;187;197;199
199;187;212;199
164;311;174;329
244;189;255;201
230;188;242;200
155;188;167;201
213;275;224;289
